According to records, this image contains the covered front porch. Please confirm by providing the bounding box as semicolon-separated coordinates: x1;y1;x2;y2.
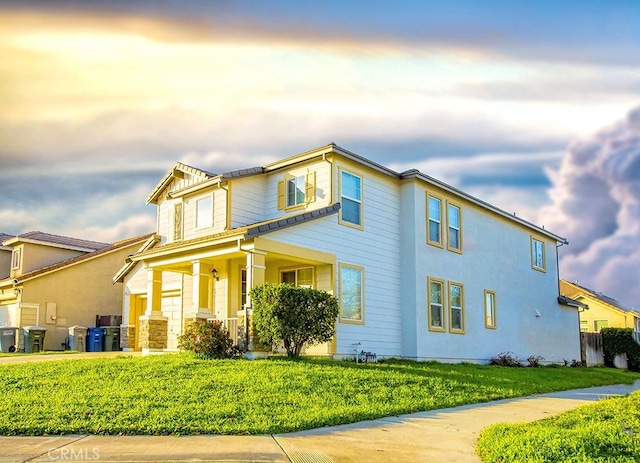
124;236;336;356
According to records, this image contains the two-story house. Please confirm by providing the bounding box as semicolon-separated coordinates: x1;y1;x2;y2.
117;143;581;362
0;231;154;351
561;280;640;342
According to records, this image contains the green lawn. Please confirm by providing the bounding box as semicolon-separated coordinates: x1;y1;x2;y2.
0;355;638;436
477;390;640;462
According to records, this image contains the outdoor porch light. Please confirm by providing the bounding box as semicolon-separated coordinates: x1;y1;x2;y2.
212;268;219;281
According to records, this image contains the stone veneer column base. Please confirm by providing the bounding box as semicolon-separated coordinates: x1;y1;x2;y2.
120;324;136;350
138;314;168;353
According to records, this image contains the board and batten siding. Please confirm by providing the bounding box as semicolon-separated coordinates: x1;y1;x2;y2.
265;160;403;357
182;187;226;241
408;184;580;363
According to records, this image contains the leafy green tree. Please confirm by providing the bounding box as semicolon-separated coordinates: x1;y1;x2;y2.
250;283;339;358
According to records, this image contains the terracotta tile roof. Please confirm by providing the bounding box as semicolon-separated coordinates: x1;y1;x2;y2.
9;231;109;251
0;233;15;248
7;233;155;284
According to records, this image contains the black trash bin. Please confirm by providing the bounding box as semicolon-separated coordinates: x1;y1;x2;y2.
103;327;121;352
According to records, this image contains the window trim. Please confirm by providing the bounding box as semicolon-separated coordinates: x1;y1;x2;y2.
426;192;444;248
338;263;365;324
285;175;307;208
448;281;465;334
530;236;546;272
446;200;463;254
594;319;609;332
338;168;364;230
427;276;446;332
279;265;315;288
484;289;497;329
11;248;21;270
195;194;214;230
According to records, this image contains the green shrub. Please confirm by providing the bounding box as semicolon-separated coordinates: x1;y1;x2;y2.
250;283;339;358
602;328;640;372
177;319;240;359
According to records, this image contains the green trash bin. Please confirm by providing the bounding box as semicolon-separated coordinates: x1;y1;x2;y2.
103;327;121;352
23;326;47;353
0;327;18;353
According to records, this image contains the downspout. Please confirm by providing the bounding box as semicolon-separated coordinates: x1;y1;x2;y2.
218;180;230;231
555;239;569;296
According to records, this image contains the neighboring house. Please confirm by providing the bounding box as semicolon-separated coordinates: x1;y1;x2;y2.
0;231;154;351
560;279;640;342
0;233;15;279
117;143;581;362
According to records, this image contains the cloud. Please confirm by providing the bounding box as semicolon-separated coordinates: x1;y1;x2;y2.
540;107;640;307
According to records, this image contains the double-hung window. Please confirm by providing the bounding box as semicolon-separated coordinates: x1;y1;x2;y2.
428;277;445;331
449;282;465;333
447;202;462;252
196;195;213;229
286;175;306;208
427;194;443;247
531;237;546;271
339;264;364;323
340;170;362;228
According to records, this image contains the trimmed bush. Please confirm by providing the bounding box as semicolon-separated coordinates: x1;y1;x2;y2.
177;319;240;359
250;283;339;358
602;327;640;372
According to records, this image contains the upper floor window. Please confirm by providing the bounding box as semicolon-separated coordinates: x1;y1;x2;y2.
484;289;497;329
340;170;362;228
427;194;443;247
281;267;314;288
11;248;21;270
428;277;445;332
449;282;465;333
196;195;213;229
286;175;306;208
278;172;315;211
339;264;364;323
531;237;546;271
594;320;609;332
447;202;462;253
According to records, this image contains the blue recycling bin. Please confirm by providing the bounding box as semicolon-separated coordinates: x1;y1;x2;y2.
87;327;104;352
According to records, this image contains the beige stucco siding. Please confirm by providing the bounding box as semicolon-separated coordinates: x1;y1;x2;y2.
14;243;85;277
19;242;142;350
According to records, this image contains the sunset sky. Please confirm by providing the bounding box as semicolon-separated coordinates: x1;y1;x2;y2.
1;1;639;306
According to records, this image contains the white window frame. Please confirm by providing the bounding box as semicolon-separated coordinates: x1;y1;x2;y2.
286;175;306;208
427;193;443;247
448;282;465;334
195;194;214;229
484;289;497;329
531;237;546;272
427;277;446;332
339;169;363;229
11;248;21;270
447;201;462;253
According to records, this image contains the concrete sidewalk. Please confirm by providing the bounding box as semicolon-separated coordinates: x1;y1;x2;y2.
1;380;638;463
0;351;141;365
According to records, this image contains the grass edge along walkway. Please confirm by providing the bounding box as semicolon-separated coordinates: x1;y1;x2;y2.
1;354;638;436
476;388;640;462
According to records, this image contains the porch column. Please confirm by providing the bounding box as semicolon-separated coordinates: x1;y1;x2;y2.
139;268;168;354
244;250;266;355
192;260;212;317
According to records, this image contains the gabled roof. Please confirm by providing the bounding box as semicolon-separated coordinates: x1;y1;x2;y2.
561;280;637;315
3;231;109;252
112;234;161;283
132;204;341;261
1;233;155;286
147;162;216;205
0;233;15;251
